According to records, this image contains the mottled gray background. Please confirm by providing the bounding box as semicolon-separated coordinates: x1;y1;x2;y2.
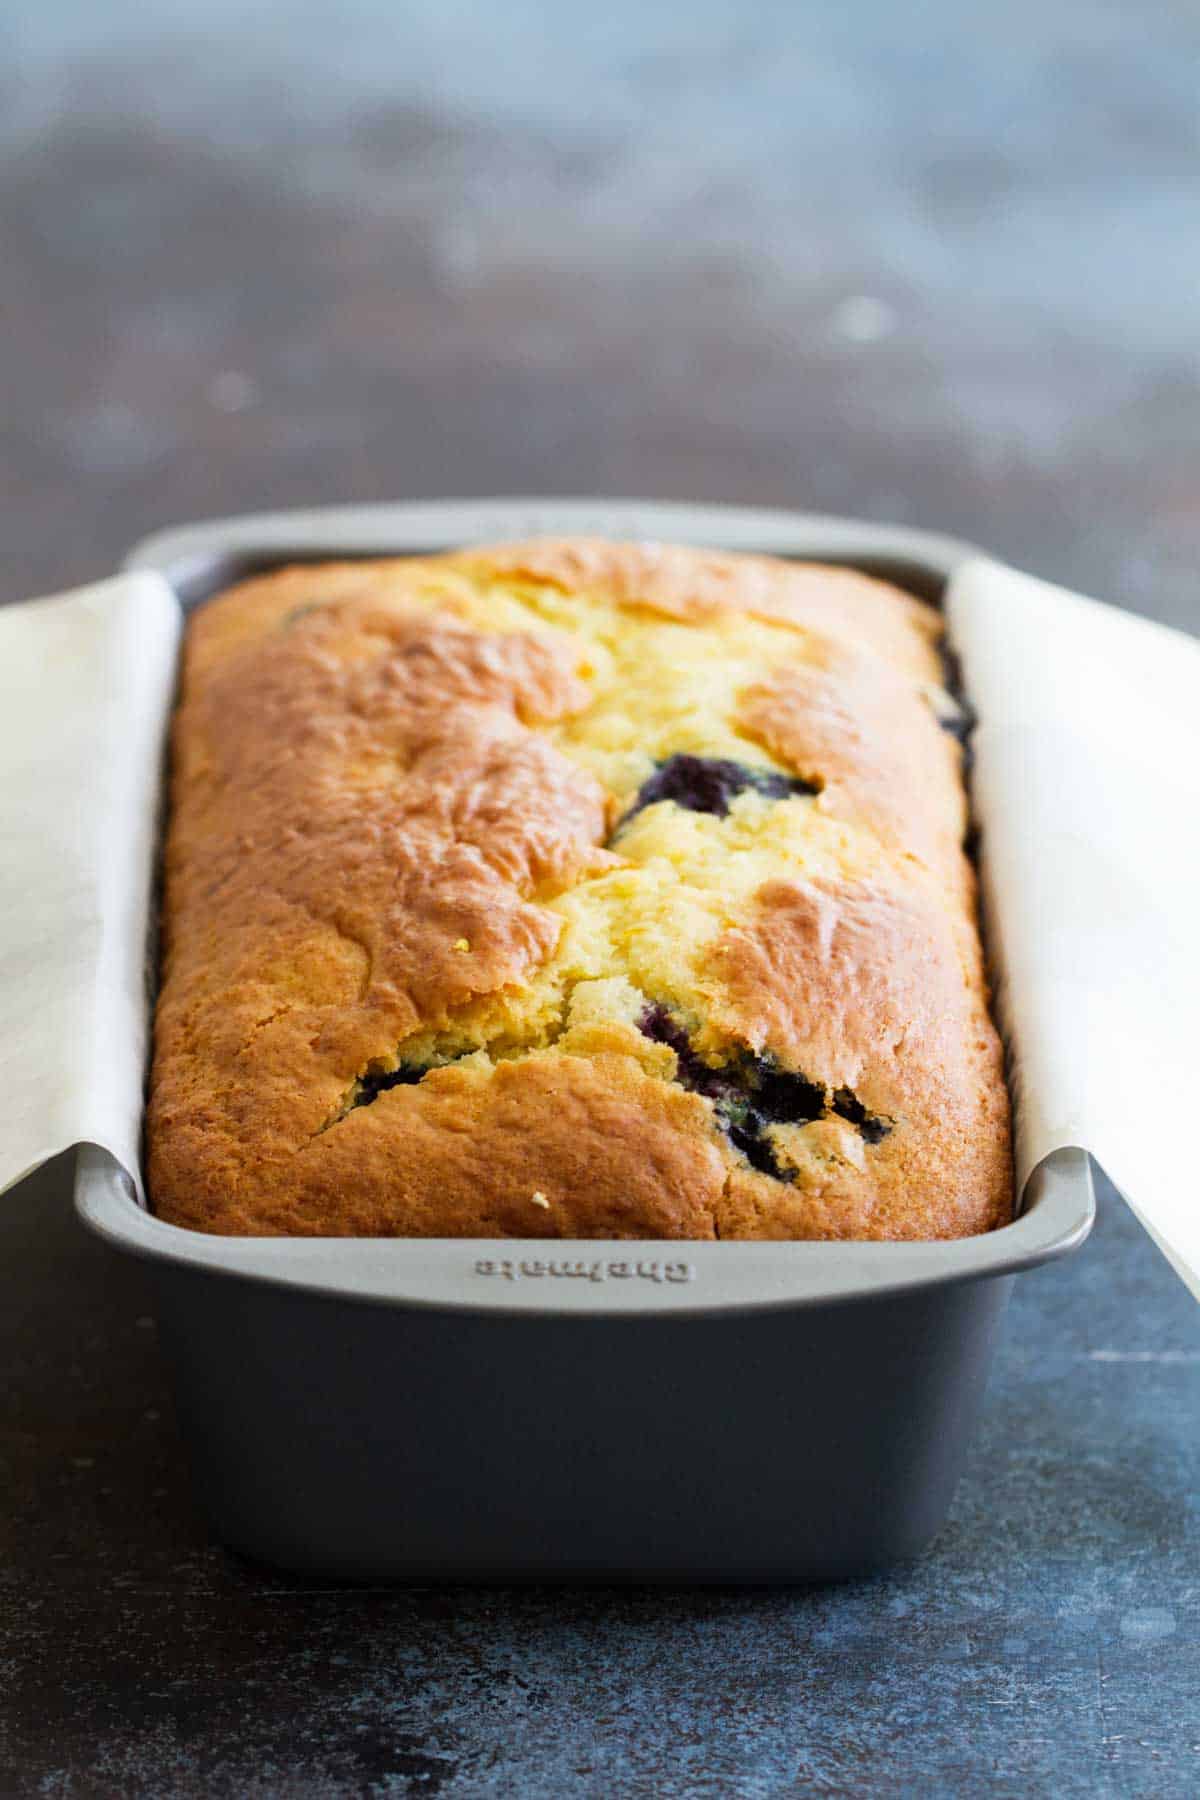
3;0;1199;628
2;3;1199;1796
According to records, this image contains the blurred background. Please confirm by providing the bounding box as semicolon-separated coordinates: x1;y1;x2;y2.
3;0;1198;628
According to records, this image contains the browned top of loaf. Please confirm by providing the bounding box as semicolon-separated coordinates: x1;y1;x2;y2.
147;538;1011;1239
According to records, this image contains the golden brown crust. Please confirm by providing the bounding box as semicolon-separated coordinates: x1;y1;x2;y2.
737;640;972;907
155;1052;728;1239
709;878;1010;1240
148;538;1012;1239
454;537;945;682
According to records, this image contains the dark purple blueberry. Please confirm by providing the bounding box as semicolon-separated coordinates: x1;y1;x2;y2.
641;1006;826;1178
352;1063;428;1109
937;640;969;722
639;1002;734;1103
639;1001;694;1058
618;755;818;830
752;1064;825;1126
939;708;975;745
726;1114;788;1179
935;640;977;773
640;1004;893;1174
831;1086;893;1144
344;1045;490;1116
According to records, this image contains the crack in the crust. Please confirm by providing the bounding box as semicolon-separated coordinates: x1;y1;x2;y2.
639;1002;893;1181
237;1003;294;1058
281;601;328;629
316;1053;460;1136
313;971;589;1142
315;986;897;1175
353;1062;428;1106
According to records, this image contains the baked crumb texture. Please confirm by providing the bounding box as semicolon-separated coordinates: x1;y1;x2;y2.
148;538;1012;1239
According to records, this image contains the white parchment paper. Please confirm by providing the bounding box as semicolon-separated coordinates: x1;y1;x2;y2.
0;574;181;1197
947;558;1200;1297
1;555;1198;1297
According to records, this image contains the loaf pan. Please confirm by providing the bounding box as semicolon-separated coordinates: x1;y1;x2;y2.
75;499;1095;1583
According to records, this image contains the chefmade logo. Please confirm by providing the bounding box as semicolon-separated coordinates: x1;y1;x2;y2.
473;1256;695;1285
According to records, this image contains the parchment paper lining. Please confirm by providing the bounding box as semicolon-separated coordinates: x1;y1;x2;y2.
0;575;181;1196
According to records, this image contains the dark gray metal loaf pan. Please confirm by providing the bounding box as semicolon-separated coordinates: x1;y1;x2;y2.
75;499;1096;1583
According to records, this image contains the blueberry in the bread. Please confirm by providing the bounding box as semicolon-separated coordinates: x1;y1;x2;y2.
619;754;818;827
353;1063;426;1107
831;1086;893;1144
724;1114;785;1178
640;1003;835;1180
938;709;974;745
637;1002;727;1099
932;640;977;773
750;1061;827;1127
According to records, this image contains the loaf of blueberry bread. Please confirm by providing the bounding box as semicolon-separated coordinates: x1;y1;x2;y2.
147;538;1011;1238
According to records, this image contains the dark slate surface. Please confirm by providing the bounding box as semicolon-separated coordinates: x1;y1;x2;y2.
2;3;1199;1795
